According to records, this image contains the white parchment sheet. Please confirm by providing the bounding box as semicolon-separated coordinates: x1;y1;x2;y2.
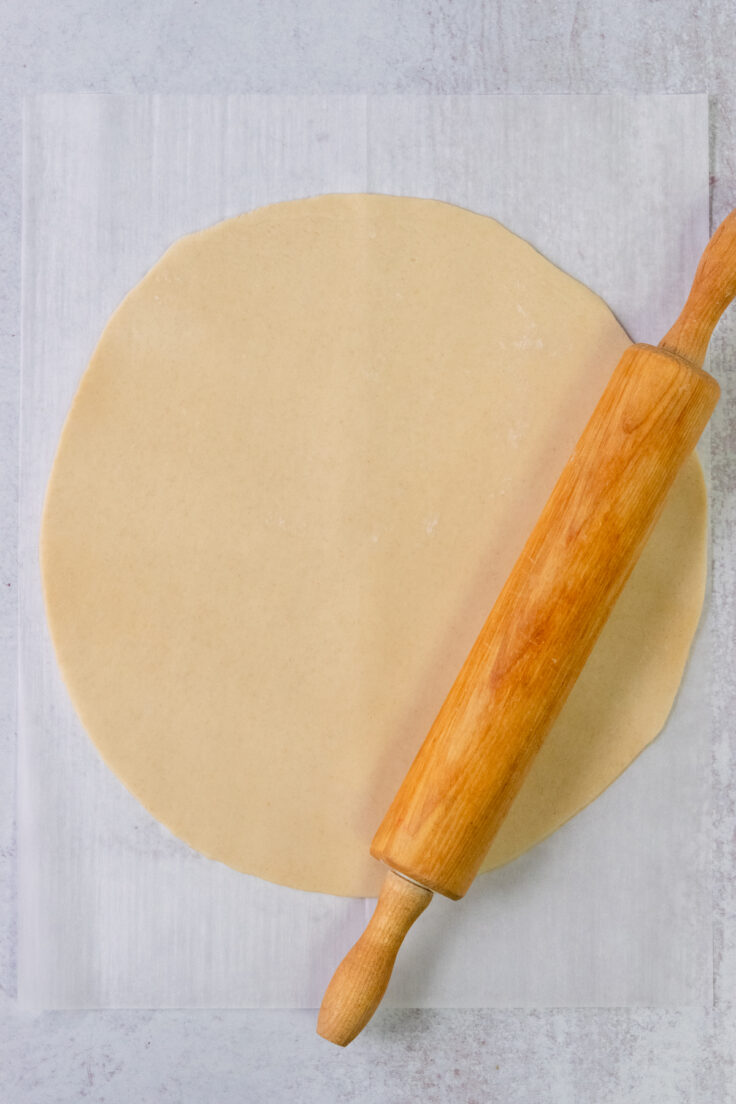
18;94;712;1009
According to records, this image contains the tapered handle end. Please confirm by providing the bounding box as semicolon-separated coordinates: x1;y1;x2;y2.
317;870;432;1047
660;207;736;368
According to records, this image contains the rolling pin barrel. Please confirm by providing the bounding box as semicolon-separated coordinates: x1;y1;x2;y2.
370;342;719;899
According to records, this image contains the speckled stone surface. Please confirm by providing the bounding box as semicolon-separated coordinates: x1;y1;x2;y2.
1;4;735;1101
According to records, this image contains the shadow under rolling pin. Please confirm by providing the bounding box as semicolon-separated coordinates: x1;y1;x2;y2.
317;207;736;1047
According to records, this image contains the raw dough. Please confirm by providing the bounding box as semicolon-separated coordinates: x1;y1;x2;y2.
41;195;707;897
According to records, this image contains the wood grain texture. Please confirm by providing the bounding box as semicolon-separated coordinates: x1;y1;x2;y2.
372;344;719;898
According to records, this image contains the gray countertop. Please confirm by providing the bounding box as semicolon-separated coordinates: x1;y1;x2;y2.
2;4;735;1101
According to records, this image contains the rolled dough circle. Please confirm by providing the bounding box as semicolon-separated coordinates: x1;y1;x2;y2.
42;195;707;897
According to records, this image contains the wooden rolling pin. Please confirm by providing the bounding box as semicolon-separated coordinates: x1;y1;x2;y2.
317;208;736;1047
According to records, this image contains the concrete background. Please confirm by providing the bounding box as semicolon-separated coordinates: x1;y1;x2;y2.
1;3;734;1100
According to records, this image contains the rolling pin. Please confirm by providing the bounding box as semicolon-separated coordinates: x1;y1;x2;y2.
317;208;736;1047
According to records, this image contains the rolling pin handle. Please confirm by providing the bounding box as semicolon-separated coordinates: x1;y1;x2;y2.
317;870;432;1047
660;207;736;368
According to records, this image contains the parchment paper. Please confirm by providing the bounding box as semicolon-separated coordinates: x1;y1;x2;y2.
18;93;712;1008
